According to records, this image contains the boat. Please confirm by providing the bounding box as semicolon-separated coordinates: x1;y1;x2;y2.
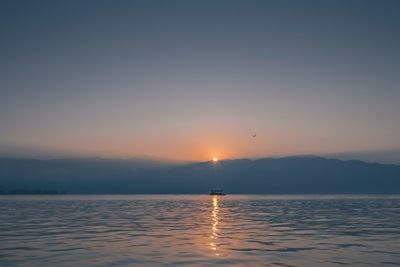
209;189;226;196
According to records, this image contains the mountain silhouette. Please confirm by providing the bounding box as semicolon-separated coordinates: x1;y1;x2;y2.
0;156;399;194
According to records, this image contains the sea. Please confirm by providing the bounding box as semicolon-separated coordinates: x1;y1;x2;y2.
1;195;400;266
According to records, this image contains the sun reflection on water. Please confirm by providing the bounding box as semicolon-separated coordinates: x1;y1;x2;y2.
210;196;220;256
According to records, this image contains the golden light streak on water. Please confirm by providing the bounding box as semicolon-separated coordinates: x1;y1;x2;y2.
210;196;220;256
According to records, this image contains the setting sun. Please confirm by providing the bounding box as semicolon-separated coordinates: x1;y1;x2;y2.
212;157;219;162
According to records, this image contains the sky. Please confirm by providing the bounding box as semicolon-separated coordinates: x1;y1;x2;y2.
1;0;400;161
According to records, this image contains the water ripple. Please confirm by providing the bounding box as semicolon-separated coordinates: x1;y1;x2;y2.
1;195;400;266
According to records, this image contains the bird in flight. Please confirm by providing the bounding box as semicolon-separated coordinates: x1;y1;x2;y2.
252;134;257;138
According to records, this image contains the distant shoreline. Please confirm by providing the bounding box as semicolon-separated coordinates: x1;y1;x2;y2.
0;189;67;195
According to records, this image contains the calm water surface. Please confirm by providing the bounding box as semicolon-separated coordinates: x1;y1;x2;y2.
1;195;400;266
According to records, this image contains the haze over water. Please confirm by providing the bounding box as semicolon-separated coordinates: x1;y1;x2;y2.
1;195;400;267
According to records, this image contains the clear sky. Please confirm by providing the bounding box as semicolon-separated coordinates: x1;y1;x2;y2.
1;0;399;161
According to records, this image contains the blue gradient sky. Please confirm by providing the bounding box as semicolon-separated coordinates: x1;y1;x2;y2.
1;0;399;160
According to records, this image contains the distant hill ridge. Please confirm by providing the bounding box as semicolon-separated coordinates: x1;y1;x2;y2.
0;156;399;194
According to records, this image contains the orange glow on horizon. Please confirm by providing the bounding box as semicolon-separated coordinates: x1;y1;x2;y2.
29;129;347;162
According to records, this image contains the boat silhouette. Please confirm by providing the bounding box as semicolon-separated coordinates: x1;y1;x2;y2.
209;189;226;196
